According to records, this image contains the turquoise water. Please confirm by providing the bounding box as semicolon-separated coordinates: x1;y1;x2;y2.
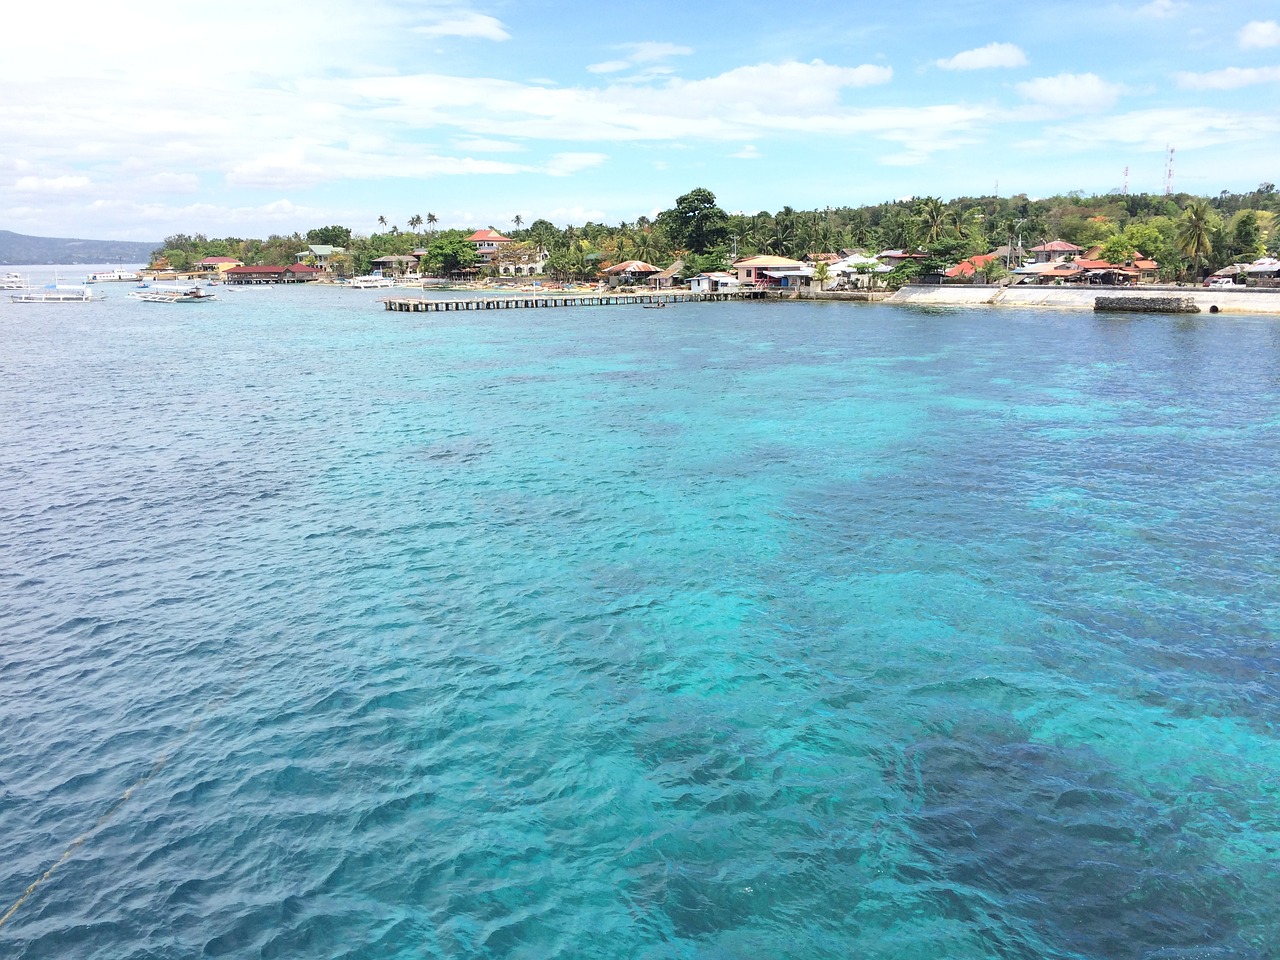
2;284;1278;959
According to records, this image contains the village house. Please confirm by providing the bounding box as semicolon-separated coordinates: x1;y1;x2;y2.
647;260;685;290
876;249;928;270
943;253;1002;282
197;256;243;276
603;260;661;287
732;254;805;286
688;271;740;294
466;229;514;267
370;254;419;277
1030;240;1081;263
295;245;345;271
224;264;322;284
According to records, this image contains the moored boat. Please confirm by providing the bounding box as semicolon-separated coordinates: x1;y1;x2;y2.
86;268;142;283
1;271;26;289
346;275;398;289
11;283;104;303
128;284;217;303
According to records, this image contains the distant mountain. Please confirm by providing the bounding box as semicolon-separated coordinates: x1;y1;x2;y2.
0;230;159;265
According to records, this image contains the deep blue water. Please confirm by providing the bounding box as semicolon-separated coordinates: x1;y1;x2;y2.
2;281;1278;959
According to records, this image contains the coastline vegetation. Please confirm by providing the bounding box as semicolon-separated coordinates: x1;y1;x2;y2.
151;183;1279;284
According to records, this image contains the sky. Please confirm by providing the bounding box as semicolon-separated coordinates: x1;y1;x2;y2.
3;1;1279;241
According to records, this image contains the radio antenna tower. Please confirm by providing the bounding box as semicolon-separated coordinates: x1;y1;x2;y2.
1163;146;1175;196
1123;166;1129;196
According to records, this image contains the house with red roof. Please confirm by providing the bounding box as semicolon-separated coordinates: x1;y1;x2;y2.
1030;240;1081;263
944;253;1001;281
466;229;514;267
224;264;322;284
198;256;243;277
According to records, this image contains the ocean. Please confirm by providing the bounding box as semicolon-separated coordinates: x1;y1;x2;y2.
2;278;1278;959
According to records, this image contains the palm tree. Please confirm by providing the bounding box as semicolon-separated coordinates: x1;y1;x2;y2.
426;213;438;235
812;261;831;291
916;197;947;245
1176;199;1214;281
377;215;387;230
408;214;423;232
512;214;524;231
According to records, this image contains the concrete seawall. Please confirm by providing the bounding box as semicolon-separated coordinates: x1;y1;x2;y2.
886;284;1280;315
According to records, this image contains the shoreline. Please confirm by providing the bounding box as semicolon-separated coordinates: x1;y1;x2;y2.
884;283;1280;315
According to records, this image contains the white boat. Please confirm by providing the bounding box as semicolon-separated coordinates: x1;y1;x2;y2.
1;271;26;289
11;283;104;303
346;275;398;289
128;284;217;303
86;268;142;283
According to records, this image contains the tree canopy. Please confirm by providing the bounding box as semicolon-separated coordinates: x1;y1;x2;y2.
151;183;1280;285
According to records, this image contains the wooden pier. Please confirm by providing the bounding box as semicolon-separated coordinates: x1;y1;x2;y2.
380;290;770;312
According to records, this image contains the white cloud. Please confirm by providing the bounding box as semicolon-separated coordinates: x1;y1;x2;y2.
1137;0;1187;18
451;138;527;153
732;145;762;159
1239;20;1280;49
1020;106;1280;153
936;42;1027;70
626;42;694;63
13;175;92;193
545;152;608;176
1175;65;1280;89
587;60;631;74
226;149;328;189
545;205;608;225
149;172;200;193
413;11;510;41
588;41;692;74
1017;73;1126;110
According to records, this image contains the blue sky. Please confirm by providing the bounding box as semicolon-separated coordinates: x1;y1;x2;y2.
3;1;1278;240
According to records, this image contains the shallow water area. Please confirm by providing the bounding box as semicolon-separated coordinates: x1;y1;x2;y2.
2;281;1278;959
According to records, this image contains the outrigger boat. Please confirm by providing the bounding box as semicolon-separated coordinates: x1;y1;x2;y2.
11;282;104;303
129;284;218;303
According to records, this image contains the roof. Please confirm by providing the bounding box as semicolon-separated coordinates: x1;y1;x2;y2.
693;271;738;280
603;259;660;274
466;229;512;243
945;253;1000;278
1031;240;1082;252
733;255;805;268
306;244;344;256
652;259;684;280
371;254;418;263
199;256;241;264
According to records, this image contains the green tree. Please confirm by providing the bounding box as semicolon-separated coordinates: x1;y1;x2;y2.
812;261;831;290
1175;199;1215;280
915;197;948;244
656;188;730;254
1228;210;1264;261
420;231;478;277
979;257;1007;284
512;214;524;231
306;225;352;247
1099;234;1137;264
408;214;423;232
